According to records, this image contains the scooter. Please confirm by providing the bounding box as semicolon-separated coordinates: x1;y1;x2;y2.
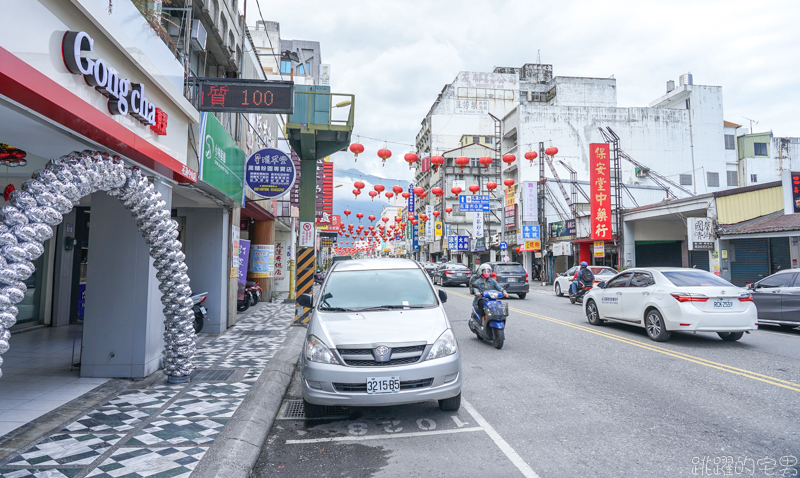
191;292;208;334
468;290;509;349
569;284;593;305
246;281;262;306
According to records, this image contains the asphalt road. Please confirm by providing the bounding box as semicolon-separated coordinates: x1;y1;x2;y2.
253;284;800;478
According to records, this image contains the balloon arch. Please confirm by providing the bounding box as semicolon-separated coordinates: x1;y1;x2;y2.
0;151;196;381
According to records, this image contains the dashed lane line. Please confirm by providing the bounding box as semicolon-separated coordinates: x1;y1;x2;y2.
444;289;800;393
285;426;483;444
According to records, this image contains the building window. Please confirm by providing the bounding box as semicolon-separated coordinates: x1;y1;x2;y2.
472;136;479;144
726;171;738;187
754;142;768;156
680;174;692;186
296;64;306;75
280;61;291;74
724;134;735;150
750;174;758;183
707;172;719;188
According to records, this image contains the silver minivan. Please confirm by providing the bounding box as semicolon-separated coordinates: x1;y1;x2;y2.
298;258;462;417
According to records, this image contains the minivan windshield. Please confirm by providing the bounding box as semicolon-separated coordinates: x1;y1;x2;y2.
662;270;734;287
319;268;438;311
494;264;525;273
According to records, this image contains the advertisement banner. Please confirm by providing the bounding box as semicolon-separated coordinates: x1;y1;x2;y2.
504;204;517;229
198;112;246;202
590;143;612;240
521;240;541;251
522;225;540;240
250;244;274;278
273;240;289;290
435;221;443;239
550;220;577;240
245;148;297;199
523;181;538;222
687;217;715;250
237;240;251;301
474;212;484;237
505;185;516;206
425;205;434;242
594;240;605;258
316;160;334;224
782;171;800;215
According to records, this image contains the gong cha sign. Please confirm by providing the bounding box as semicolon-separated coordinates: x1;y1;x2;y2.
62;31;167;134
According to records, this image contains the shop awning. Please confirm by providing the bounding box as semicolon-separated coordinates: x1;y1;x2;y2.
241;199;275;222
718;211;800;239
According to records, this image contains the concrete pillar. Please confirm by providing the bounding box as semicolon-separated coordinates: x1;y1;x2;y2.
178;207;229;334
227;208;239;328
80;181;172;378
623;221;636;268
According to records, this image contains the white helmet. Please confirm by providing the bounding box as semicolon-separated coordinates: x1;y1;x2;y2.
478;264;492;274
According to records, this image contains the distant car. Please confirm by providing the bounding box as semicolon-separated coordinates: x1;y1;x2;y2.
583;267;757;342
481;262;529;299
554;266;618;297
299;258;462;417
746;269;800;330
421;263;438;278
433;263;472;286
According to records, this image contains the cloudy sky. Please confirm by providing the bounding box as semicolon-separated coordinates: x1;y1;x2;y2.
246;0;800;191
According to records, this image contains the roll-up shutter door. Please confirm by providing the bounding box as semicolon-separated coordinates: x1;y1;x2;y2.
769;237;791;273
689;250;710;271
730;238;769;286
635;241;682;267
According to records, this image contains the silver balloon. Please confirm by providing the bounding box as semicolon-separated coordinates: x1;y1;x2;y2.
0;233;17;246
0;287;23;304
0;207;27;226
9;191;37;210
1;245;29;263
29;223;54;242
11;225;38;244
19;242;45;260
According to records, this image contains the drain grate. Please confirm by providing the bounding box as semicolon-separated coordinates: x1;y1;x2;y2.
239;330;273;336
191;369;236;382
276;399;349;420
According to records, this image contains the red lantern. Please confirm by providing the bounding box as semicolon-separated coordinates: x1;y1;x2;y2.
413;187;425;197
382;217;389;223
354;181;365;190
504;179;515;187
343;209;351;217
502;153;516;165
445;207;453;214
377;148;393;167
356;213;363;221
404;152;418;169
432;210;440;217
486;181;497;192
451;186;462;197
369;215;376;222
468;184;480;195
431;187;444;197
479;156;493;170
392;185;403;195
374;184;385;193
515;246;522;254
524;151;538;167
368;190;378;200
411;219;418;225
369;226;374;231
545;146;558;156
420;214;428;222
419;191;427;199
385;192;394;200
401;191;411;199
430;155;444;171
353;188;361;199
349;142;365;161
455;156;469;172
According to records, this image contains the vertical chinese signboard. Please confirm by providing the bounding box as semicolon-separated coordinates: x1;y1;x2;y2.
783;171;800;214
315;159;333;226
274;240;288;290
687;217;714;250
590;143;612;241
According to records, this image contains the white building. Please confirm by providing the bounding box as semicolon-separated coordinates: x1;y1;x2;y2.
736;132;800;187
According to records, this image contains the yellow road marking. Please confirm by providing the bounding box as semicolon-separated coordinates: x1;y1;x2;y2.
445;289;800;393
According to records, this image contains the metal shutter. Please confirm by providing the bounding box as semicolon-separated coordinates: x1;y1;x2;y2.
730;238;769;286
769;237;791;273
634;242;682;267
689;251;710;271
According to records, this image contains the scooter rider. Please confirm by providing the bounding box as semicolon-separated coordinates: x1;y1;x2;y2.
471;264;509;326
570;261;594;295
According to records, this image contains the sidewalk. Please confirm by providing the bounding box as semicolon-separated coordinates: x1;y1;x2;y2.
0;295;302;478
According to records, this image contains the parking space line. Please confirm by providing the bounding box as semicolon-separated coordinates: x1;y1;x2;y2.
285;426;484;444
463;399;541;478
445;288;800;393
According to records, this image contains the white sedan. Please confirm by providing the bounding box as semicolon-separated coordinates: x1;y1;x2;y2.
554;266;618;297
583;267;758;342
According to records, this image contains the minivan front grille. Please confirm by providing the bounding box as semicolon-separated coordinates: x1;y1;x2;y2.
343;357;421;367
333;378;434;393
337;345;427;367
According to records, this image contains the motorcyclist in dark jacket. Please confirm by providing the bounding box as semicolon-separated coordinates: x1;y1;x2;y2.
570;261;595;295
470;264;508;326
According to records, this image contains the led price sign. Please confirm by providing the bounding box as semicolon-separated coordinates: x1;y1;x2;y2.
197;79;294;114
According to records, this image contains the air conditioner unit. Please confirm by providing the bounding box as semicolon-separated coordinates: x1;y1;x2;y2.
167;17;181;37
191;19;207;51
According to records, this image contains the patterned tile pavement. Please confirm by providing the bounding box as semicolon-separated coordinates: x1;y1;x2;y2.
0;296;296;478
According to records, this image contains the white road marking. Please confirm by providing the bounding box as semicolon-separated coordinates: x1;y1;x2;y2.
285;426;484;444
463;399;541;478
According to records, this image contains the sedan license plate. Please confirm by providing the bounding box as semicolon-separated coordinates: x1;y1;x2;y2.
713;299;733;309
366;376;400;394
506;277;517;282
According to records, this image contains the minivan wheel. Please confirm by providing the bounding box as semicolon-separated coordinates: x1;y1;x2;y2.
718;331;744;341
303;399;326;419
438;392;461;412
645;309;671;342
517;293;526;299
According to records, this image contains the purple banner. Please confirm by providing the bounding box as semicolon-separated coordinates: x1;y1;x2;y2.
237;239;251;301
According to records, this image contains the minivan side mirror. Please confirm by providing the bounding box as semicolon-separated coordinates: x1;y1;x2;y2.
438;289;448;303
297;293;313;308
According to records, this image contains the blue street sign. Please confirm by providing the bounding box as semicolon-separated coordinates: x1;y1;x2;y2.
522;225;540;239
456;235;470;251
458;194;490;212
499;241;508;251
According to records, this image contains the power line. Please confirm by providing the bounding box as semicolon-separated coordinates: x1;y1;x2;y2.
353;135;416;148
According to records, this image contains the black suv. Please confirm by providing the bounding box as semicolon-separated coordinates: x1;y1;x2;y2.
481;262;529;299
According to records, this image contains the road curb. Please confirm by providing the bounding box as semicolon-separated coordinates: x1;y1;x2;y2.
192;325;305;478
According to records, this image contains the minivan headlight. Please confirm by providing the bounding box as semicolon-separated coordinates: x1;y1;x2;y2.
425;329;457;361
305;335;339;364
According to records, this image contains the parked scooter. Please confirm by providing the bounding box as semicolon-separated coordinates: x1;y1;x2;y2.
468;290;509;349
191;292;208;334
569;284;593;305
314;269;326;284
246;281;262;306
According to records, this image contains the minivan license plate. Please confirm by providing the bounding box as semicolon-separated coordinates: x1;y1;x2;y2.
713;299;733;309
507;277;517;282
366;376;400;394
